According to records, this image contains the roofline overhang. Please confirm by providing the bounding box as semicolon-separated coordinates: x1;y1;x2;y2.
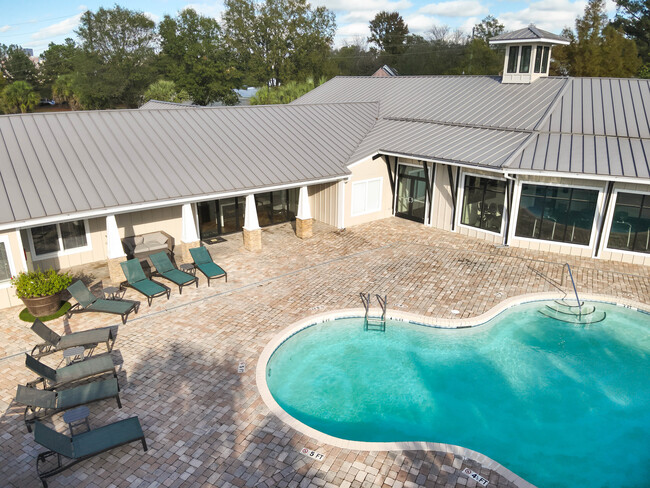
0;175;348;232
504;168;650;185
489;38;570;46
357;150;507;174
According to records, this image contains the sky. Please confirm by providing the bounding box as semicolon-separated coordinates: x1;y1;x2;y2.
0;0;619;56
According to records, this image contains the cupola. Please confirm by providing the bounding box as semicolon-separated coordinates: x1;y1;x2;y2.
489;25;569;84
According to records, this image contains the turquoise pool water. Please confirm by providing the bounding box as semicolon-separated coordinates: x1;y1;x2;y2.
266;301;650;488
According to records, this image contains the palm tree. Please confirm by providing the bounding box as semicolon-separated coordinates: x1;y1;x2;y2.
2;81;40;113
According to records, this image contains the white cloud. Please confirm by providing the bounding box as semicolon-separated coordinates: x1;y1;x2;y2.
183;2;224;19
313;0;412;12
30;13;83;41
458;16;480;35
0;25;10;33
498;0;587;33
404;14;441;33
419;0;488;18
144;12;160;23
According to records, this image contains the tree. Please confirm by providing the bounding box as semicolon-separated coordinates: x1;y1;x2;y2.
223;0;336;88
250;77;324;104
331;41;378;76
613;0;650;63
472;15;504;41
73;6;158;108
2;81;40;113
159;8;241;106
368;11;409;56
0;44;39;86
40;39;78;96
52;74;81;109
143;80;191;104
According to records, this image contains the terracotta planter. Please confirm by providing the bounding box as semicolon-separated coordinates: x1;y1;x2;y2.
21;292;63;317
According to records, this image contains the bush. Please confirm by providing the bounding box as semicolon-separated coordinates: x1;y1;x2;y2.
11;269;73;298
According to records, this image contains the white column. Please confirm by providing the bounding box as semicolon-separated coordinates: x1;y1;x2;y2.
181;203;200;243
337;180;346;229
106;214;125;259
296;186;312;220
243;194;260;230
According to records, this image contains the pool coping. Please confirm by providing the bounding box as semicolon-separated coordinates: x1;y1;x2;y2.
255;292;650;488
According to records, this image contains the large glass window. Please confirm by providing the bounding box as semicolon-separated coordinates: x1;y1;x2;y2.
0;241;12;283
519;46;532;73
515;184;599;245
30;220;88;257
533;46;543;73
255;189;298;227
507;46;519;73
607;192;650;254
541;46;550;72
461;176;506;233
352;178;382;216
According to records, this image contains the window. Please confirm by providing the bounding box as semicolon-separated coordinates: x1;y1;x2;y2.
0;236;14;284
507;46;519;73
533;46;543;73
255;189;298;227
541;46;550;73
30;220;89;258
519;46;532;73
515;184;599;245
461;176;506;233
351;178;382;216
607;192;650;254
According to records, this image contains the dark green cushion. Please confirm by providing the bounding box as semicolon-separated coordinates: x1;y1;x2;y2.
189;246;212;265
87;299;135;315
160;269;194;286
149;251;174;273
196;262;226;279
57;377;118;409
15;385;57;409
57;328;112;349
120;259;148;284
31;319;61;346
25;354;57;382
34;422;74;458
131;279;166;298
67;281;98;308
72;417;143;458
55;355;114;384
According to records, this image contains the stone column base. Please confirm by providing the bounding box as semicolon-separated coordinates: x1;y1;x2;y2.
296;217;313;239
243;228;262;252
107;256;127;285
178;240;201;264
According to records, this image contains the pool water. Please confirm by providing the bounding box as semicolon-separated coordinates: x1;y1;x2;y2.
266;301;650;488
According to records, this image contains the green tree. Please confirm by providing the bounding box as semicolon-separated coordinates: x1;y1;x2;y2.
223;0;336;88
331;42;378;76
40;39;78;96
0;44;39;86
457;38;504;75
250;77;324;104
613;0;650;63
368;11;409;56
2;81;40;113
52;74;81;109
472;15;505;41
73;6;158;108
159;8;241;106
143;80;191;104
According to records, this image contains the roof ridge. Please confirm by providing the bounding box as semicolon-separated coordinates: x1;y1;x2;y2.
382;116;532;134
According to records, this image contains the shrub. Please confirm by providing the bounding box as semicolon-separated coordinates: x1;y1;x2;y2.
11;269;73;298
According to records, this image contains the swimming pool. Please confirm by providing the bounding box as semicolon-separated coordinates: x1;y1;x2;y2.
264;300;650;488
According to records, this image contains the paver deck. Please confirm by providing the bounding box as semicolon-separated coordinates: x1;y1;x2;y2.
1;218;648;488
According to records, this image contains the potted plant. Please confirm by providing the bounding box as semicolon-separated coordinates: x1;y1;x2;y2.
11;269;72;317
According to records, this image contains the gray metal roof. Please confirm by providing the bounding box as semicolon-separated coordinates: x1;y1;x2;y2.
490;25;570;44
139;100;197;110
0;102;379;226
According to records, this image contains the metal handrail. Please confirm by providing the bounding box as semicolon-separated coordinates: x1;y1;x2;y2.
360;292;371;320
563;263;582;317
376;294;387;322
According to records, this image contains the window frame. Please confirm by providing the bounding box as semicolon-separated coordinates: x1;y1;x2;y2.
0;234;17;288
509;180;603;249
458;172;507;236
507;46;519;74
27;219;92;261
519;45;532;73
351;177;383;217
603;189;650;257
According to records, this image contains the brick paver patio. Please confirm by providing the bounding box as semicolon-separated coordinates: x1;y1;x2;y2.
1;218;648;488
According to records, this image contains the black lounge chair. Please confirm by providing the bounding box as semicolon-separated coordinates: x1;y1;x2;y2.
33;417;147;487
149;251;198;294
67;281;139;324
30;319;115;359
189;246;228;286
120;258;170;306
15;377;121;432
25;353;117;389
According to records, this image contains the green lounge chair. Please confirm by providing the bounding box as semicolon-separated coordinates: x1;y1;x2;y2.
66;281;139;324
15;377;121;433
30;319;115;359
120;258;170;306
33;417;147;487
189;246;228;287
25;353;117;389
149;251;198;294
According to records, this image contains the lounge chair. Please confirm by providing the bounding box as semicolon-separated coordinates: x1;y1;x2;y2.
149;251;198;294
189;246;228;286
33;417;147;487
25;353;117;389
120;258;170;306
15;378;121;432
30;319;115;359
66;281;139;324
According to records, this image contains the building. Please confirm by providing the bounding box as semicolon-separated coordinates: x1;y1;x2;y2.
0;26;648;310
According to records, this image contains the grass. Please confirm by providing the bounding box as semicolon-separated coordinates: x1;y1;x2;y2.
19;302;71;323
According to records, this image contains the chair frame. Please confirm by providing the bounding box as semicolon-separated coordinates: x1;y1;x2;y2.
29;319;116;359
66;297;139;325
190;247;228;287
120;259;170;306
149;251;198;294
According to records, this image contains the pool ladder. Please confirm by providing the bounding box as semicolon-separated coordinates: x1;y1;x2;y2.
360;292;387;332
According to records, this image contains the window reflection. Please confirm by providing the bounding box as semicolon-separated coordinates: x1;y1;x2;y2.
461;176;506;233
607;192;650;253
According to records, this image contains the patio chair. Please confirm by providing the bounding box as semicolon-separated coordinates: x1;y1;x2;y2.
120;258;170;306
189;246;228;287
66;281;139;324
33;417;147;487
149;251;198;294
15;377;121;433
25;353;117;389
30;319;115;359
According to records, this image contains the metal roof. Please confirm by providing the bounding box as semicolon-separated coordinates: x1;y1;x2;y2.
490;25;570;44
293;75;568;131
0;102;379;226
139;100;197;110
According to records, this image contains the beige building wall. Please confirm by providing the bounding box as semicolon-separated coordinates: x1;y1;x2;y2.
0;229;27;309
430;163;455;232
309;182;339;227
345;156;394;227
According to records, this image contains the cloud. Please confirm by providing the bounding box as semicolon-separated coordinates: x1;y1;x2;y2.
313;0;412;12
0;25;10;33
183;2;224;18
30;13;83;41
144;11;160;23
498;0;587;33
419;0;488;17
404;14;441;33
